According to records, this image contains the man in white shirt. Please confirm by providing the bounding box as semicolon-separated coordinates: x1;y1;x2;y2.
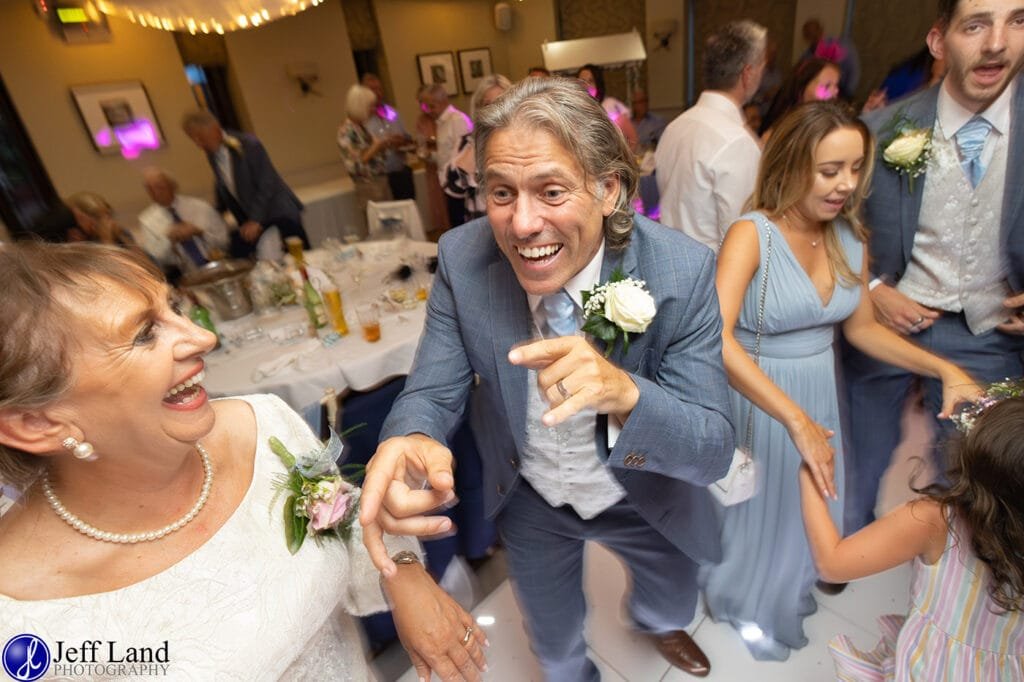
417;84;472;227
656;20;767;250
136;168;228;277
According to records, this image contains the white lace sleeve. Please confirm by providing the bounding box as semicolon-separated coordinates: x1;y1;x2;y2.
341;524;423;616
248;394;424;617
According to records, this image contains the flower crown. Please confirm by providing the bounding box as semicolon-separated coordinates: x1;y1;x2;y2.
951;378;1024;434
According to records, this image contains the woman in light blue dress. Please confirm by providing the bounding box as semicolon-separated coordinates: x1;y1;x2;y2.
700;101;980;661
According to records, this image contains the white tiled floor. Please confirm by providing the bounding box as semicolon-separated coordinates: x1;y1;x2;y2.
380;398;934;681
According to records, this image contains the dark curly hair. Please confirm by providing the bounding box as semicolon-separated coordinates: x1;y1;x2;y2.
916;397;1024;612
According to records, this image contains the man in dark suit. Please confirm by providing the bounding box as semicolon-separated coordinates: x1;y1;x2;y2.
182;111;309;259
844;0;1024;534
358;78;734;680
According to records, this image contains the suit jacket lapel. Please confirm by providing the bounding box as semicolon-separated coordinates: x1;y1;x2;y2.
598;236;649;370
488;257;532;453
1002;77;1024;287
901;86;938;265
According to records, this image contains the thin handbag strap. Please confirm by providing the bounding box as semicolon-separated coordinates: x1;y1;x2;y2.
743;218;773;451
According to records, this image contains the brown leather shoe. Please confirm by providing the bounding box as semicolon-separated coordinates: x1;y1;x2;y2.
652;630;710;677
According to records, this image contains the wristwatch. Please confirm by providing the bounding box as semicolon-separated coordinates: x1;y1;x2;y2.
391;550;421;566
379;550;423;604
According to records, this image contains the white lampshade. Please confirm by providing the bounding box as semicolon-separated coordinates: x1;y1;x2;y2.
94;0;322;33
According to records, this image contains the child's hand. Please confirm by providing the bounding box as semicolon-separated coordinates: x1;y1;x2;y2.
937;369;984;419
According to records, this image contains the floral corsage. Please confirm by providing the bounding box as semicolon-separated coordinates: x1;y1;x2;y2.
951;378;1024;433
582;268;657;357
879;109;932;193
270;429;363;554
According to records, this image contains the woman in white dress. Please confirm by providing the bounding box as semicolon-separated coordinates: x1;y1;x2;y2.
0;242;487;681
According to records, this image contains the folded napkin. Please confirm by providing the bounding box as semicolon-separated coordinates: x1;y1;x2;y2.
252;338;322;381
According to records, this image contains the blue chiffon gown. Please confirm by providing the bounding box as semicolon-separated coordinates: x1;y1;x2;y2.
700;212;862;660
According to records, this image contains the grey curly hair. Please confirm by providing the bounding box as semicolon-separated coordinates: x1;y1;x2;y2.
472;77;639;251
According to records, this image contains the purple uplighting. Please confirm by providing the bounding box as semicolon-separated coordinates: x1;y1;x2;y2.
93;118;161;159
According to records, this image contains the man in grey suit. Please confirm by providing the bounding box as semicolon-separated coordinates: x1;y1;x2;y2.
359;78;734;680
182;111;309;260
844;0;1024;533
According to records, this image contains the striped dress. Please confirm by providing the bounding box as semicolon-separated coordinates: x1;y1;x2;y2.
829;515;1024;680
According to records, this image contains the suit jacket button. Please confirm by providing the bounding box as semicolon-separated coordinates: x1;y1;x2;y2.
510;458;518;469
636;454;646;467
497;484;505;495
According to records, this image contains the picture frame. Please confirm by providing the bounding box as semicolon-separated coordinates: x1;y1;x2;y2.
416;52;459;97
457;48;493;95
70;81;164;158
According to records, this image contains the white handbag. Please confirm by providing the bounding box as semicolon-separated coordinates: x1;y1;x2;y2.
709;221;773;507
709;446;756;506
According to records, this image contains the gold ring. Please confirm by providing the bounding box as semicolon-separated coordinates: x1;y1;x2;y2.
914;316;924;325
462;625;474;645
556;380;571;400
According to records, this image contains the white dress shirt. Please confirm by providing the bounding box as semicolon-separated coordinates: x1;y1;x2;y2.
435;105;472;194
655;91;761;251
136;194;229;270
213;145;236;196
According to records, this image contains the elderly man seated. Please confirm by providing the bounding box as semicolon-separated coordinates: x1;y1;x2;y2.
137;167;229;275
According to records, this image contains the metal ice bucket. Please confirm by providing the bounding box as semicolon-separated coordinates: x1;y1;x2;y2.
180;260;255;321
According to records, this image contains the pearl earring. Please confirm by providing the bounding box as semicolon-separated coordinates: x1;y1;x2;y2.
61;436;98;462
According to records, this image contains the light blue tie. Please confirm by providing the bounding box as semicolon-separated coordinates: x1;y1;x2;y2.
542;290;578;337
956;116;992;188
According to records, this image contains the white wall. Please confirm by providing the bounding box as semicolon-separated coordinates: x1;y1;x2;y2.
645;0;687;111
374;0;558;127
792;0;849;63
224;2;358;185
0;3;209;217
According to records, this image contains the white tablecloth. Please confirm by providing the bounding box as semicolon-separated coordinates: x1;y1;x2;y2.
294;169;434;247
202;240;437;410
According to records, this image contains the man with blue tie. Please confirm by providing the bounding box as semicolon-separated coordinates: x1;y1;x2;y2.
136;167;229;276
358;78;734;680
844;0;1024;534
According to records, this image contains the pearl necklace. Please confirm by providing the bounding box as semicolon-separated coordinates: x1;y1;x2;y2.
41;443;214;544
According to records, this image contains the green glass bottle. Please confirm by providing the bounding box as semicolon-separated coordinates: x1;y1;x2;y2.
187;296;221;349
299;266;328;332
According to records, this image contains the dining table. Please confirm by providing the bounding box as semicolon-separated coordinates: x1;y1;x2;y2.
201;238;437;413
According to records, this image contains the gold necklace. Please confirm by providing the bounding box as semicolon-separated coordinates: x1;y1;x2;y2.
781;213;824;248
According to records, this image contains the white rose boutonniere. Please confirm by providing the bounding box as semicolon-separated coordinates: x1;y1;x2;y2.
879;109;932;194
582;268;656;357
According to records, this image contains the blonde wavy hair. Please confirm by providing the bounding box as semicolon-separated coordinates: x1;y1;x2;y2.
748;100;875;286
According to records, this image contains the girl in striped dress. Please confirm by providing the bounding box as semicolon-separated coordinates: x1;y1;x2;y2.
799;394;1024;680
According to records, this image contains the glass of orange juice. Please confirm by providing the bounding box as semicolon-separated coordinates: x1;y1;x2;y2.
356;303;381;342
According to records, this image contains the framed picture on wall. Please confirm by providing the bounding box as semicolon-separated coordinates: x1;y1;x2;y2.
457;48;493;94
70;81;164;158
416;52;459;97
